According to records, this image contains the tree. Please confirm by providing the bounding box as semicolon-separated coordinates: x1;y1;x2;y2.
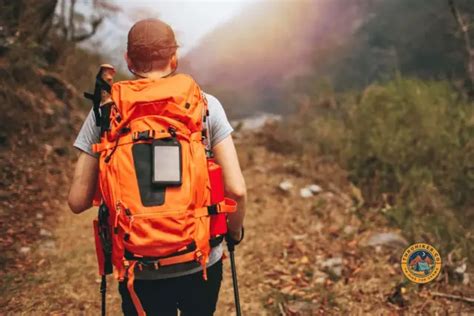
448;0;474;91
56;0;120;43
0;0;58;44
0;0;120;51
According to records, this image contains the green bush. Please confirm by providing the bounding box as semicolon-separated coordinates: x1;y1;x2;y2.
275;77;474;261
347;78;474;259
348;78;474;206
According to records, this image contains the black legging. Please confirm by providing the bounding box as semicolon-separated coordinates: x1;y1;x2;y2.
119;260;223;316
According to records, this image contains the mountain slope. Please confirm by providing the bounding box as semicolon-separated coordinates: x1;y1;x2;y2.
182;0;368;117
182;0;473;117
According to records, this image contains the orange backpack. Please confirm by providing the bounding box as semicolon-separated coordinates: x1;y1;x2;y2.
89;72;236;315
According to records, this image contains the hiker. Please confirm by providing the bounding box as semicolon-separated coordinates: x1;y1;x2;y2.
68;18;247;316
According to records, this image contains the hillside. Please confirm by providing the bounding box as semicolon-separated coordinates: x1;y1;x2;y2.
182;0;473;117
181;0;368;117
2;124;473;314
1;1;473;314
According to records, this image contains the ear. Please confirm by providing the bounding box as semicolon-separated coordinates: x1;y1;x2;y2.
170;53;178;70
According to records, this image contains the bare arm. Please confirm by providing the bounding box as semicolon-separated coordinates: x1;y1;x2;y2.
213;135;247;241
68;152;99;213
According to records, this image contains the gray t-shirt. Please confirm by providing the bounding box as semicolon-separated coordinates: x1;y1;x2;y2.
74;93;233;280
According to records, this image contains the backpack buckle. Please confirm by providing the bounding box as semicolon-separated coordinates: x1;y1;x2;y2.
168;127;177;138
207;204;219;215
133;130;155;141
195;250;203;263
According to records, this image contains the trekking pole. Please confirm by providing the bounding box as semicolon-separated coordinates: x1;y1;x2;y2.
100;275;107;316
95;203;113;316
86;65;115;316
228;245;242;316
226;228;244;316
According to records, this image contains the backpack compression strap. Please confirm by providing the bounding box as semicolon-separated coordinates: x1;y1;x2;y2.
126;261;146;316
194;198;237;217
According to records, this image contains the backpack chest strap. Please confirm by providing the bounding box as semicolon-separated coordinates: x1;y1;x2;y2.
93;130;202;153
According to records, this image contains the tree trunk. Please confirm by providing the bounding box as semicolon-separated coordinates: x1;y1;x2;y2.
68;0;76;41
0;1;23;38
469;52;474;91
448;0;474;91
17;0;58;43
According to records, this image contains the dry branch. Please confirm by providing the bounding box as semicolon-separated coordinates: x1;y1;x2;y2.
278;303;287;316
71;17;103;42
432;292;474;305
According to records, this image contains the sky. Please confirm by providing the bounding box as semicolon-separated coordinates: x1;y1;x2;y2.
85;0;262;70
117;0;261;54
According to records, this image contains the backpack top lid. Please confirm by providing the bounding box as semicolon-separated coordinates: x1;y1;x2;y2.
110;73;205;134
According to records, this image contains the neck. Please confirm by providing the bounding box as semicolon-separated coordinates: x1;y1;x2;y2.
135;66;174;79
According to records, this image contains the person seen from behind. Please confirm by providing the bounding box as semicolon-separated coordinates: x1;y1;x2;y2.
68;18;247;316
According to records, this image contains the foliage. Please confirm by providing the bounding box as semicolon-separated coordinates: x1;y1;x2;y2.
0;0;114;278
277;77;474;261
326;0;474;91
349;78;473;205
347;78;474;258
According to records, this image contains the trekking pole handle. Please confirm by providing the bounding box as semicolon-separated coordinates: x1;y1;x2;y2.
99;64;115;106
225;227;244;252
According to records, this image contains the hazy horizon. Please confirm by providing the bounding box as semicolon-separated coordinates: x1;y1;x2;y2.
83;0;263;72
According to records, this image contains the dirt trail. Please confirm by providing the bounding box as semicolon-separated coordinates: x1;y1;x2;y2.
2;130;473;315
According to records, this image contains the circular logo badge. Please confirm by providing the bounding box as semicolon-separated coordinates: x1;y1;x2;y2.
401;243;442;284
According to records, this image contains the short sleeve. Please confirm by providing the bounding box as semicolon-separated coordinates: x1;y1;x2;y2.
73;109;101;157
205;93;233;148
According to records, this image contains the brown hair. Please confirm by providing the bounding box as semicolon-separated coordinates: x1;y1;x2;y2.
127;18;178;73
